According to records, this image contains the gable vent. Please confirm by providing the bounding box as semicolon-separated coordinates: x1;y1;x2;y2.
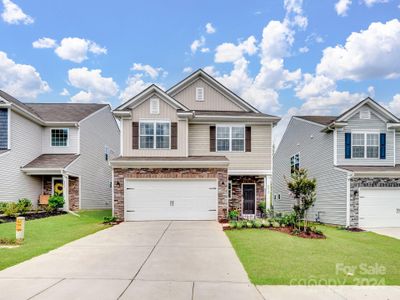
196;87;204;101
360;110;371;120
150;98;160;114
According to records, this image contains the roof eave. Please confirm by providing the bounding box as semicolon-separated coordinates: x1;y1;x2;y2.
110;159;229;168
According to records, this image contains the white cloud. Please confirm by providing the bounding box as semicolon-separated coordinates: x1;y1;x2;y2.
367;85;375;97
284;0;308;29
299;46;309;53
32;37;57;49
388;93;400;115
131;63;167;79
0;51;49;99
335;0;352;16
60;88;70;96
54;38;107;63
1;0;33;25
190;36;205;54
119;74;163;102
317;19;400;80
68;67;118;103
200;47;210;53
363;0;389;7
182;67;193;73
205;22;216;34
215;36;257;63
295;74;336;99
203;66;219;77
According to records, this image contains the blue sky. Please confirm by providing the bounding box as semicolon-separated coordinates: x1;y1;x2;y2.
1;0;400;141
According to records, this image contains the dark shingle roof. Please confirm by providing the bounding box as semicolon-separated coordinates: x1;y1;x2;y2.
295;116;337;126
0;90;41;117
23;154;79;169
193;110;277;118
25;103;108;122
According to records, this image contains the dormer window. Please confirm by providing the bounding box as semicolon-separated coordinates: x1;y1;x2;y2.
150;98;160;114
196;87;204;101
360;110;371;120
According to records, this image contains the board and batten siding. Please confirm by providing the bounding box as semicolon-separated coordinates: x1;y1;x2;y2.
173;78;244;111
273;118;348;225
336;106;394;166
0;110;42;202
188;123;272;171
66;106;120;209
42;127;79;154
122;95;187;157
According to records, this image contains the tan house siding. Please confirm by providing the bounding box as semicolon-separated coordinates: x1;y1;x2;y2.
188;123;272;171
173;78;244;111
122;95;187;156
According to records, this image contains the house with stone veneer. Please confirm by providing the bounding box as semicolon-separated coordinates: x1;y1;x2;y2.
273;97;400;228
0;90;120;210
111;69;280;221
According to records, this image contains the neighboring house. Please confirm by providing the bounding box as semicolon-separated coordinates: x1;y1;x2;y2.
0;90;120;210
273;97;400;228
111;69;280;221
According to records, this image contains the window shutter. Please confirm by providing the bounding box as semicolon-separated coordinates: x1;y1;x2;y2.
345;132;351;159
132;122;139;149
380;133;386;159
171;122;178;149
210;125;216;152
245;126;251;152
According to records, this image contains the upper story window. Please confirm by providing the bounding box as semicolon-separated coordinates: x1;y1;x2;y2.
0;108;8;150
196;87;204;101
290;153;300;174
139;121;170;149
150;98;160;114
51;128;68;147
216;126;244;152
352;133;379;159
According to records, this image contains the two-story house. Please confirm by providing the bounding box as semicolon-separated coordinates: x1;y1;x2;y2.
0;90;120;210
273;97;400;228
111;69;280;221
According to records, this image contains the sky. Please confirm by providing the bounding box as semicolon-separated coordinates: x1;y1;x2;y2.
1;0;400;145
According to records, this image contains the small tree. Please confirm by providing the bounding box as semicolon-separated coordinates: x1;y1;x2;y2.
286;168;316;231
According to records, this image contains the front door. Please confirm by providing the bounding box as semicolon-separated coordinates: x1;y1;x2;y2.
243;184;256;215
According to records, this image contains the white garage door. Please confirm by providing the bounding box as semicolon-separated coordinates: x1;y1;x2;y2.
125;179;218;221
359;189;400;228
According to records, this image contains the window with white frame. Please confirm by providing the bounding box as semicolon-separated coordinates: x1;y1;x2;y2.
139;121;170;149
196;87;204;101
51;128;68;147
216;126;244;152
352;133;379;158
228;180;232;199
290;153;300;174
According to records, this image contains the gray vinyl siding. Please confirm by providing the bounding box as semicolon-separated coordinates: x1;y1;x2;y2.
42;127;79;154
273;118;348;225
0;111;42;203
337;106;394;166
67;107;120;209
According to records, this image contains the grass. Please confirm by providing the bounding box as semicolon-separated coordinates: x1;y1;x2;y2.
0;210;111;271
226;225;400;285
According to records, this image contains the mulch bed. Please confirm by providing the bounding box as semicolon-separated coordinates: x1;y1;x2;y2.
345;227;364;232
0;211;67;223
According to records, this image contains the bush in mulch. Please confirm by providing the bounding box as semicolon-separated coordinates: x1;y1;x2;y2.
0;211;67;223
337;226;364;232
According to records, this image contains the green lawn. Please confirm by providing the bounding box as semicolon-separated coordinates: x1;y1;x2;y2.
226;225;400;285
0;210;111;271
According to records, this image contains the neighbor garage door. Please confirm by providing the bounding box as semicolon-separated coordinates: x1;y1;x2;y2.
125;179;218;221
359;189;400;228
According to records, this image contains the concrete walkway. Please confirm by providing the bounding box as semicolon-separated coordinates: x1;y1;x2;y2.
369;227;400;239
0;221;399;300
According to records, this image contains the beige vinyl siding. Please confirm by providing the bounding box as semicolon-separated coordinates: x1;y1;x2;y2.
66;107;120;209
0;111;42;203
42;127;79;154
273;118;348;225
173;78;244;111
188;123;271;171
337;105;394;166
122;95;187;157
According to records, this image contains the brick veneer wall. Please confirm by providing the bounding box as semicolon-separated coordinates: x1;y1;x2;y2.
42;176;52;195
113;168;228;221
229;176;265;217
350;177;400;227
68;176;80;211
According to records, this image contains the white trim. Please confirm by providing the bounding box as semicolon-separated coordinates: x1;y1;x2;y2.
77;126;81;154
62;175;69;211
351;132;380;159
111;168;115;217
194;115;279;121
7;107;10;150
111;160;229;168
228;169;272;176
333;128;338;166
50;128;70;148
393;130;396;167
266;175;271;209
138;120;171;150
185;118;189;157
150;98;160;114
22;168;64;175
195;87;204;101
216;124;245;153
241;183;256;216
346;174;351;227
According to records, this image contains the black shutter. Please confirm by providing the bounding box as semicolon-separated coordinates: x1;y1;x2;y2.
210;126;216;152
380;133;386;159
171;122;178;149
245;126;251;152
132;122;139;149
345;132;351;159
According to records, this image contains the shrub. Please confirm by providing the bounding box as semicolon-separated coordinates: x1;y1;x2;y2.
103;216;117;224
236;221;244;229
16;198;32;214
228;209;239;221
261;219;270;228
48;195;65;210
229;221;237;229
3;203;19;217
311;226;323;235
0;202;7;214
272;221;280;228
258;201;266;217
280;212;297;227
254;219;262;228
246;221;253;228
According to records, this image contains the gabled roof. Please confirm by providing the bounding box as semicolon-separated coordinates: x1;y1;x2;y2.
115;84;189;111
295;116;338;126
167;69;260;113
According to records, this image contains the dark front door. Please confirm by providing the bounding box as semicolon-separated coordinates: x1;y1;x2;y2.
243;184;256;214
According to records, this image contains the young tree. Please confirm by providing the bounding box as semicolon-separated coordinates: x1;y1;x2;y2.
286;168;316;231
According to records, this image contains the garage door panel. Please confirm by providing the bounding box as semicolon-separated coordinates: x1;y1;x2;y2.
125;179;217;221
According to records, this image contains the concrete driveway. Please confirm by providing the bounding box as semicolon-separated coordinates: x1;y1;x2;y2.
368;227;400;239
0;221;263;300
